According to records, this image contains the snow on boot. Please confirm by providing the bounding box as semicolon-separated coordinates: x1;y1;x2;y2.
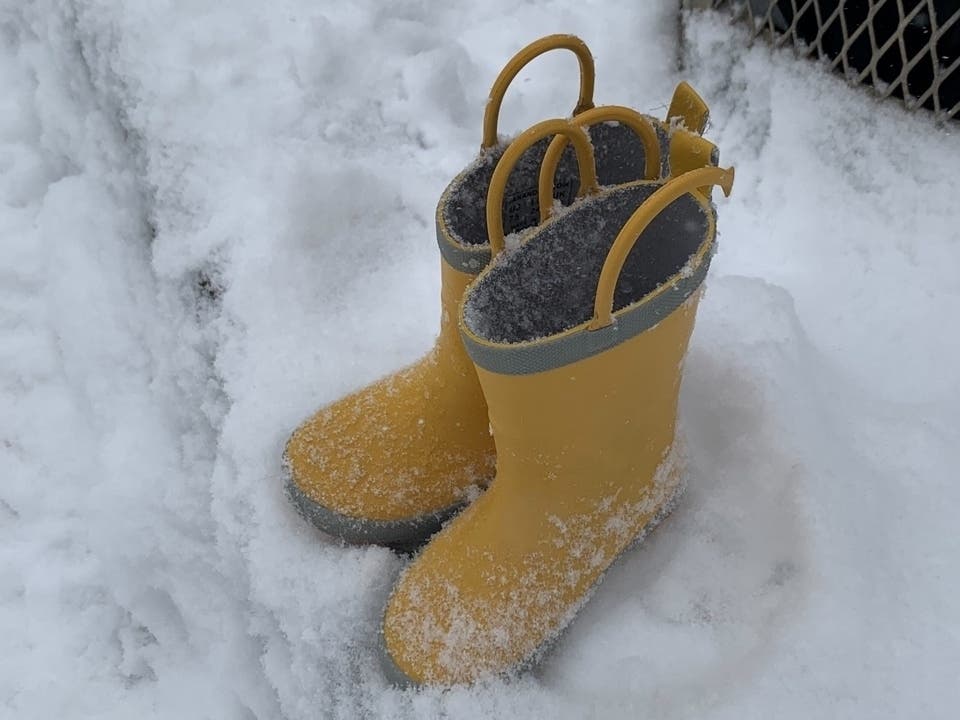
283;35;702;548
379;126;734;684
532;80;711;216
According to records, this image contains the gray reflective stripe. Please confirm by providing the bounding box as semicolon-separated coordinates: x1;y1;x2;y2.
461;247;714;376
378;625;418;688
282;456;464;549
435;218;491;274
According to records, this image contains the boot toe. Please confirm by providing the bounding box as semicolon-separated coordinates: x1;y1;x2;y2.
379;497;549;685
379;463;687;685
281;460;462;548
283;361;495;547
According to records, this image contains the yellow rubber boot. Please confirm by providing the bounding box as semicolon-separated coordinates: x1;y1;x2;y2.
281;117;604;547
380;125;734;684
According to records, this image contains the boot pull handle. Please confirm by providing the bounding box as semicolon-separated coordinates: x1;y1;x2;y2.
588;166;735;331
669;130;721;199
487;119;599;257
666;81;710;134
536;105;661;223
482;34;595;149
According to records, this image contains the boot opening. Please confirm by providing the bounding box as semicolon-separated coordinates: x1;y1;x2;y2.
441;122;667;249
464;184;711;344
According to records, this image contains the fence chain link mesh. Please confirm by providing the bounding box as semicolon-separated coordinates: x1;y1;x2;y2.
687;0;959;120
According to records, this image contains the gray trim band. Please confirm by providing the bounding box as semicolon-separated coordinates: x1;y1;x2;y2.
281;455;464;549
460;246;714;376
435;218;491;274
378;624;418;689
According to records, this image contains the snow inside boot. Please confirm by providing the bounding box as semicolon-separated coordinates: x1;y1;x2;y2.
379;127;734;684
283;35;706;548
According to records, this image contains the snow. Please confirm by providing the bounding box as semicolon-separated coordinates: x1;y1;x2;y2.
1;1;958;718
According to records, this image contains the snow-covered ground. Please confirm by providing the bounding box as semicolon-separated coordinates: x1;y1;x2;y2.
2;1;958;718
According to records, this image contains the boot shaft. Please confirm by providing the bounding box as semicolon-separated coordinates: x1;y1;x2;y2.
475;293;700;481
460;128;733;492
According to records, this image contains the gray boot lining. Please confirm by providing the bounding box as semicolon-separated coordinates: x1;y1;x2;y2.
440;122;670;250
463;185;711;345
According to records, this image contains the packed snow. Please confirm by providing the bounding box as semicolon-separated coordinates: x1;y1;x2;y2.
2;1;958;718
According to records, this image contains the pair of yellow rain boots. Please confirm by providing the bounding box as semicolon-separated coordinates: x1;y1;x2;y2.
282;34;734;686
284;34;708;547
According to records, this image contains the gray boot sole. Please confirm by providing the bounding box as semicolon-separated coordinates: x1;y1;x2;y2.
282;455;469;551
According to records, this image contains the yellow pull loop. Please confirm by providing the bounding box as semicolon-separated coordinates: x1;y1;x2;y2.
666;81;710;134
537;105;662;222
486;119;599;257
482;34;596;149
669;130;719;199
588;166;735;331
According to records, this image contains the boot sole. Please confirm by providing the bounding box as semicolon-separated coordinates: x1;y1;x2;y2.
281;455;470;551
377;479;686;688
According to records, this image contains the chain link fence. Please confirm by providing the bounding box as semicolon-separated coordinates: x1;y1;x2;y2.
685;0;959;120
